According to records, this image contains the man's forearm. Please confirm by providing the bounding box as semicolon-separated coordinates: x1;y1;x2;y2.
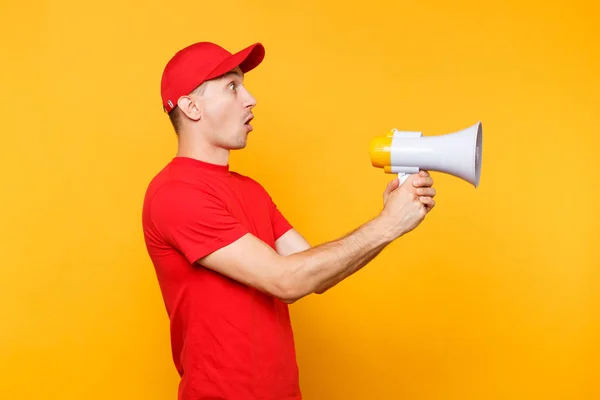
313;240;386;295
280;215;399;301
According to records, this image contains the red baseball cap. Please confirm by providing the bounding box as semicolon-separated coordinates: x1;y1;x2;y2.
160;41;265;113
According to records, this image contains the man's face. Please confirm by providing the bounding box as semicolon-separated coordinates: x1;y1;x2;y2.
198;67;257;149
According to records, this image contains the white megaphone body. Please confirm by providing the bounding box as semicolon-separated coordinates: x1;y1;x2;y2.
370;121;483;187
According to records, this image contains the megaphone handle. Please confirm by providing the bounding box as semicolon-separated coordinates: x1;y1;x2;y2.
398;173;409;185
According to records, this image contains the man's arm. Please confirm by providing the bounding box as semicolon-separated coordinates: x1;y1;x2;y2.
197;214;396;304
196;171;435;304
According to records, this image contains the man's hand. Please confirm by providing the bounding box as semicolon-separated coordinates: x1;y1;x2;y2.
380;170;436;239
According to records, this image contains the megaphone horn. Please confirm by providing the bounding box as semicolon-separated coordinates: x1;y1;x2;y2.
370;121;483;187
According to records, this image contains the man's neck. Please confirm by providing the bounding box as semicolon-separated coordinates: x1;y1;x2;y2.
175;126;232;166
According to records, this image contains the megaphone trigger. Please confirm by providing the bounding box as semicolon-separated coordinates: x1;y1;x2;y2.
398;173;409;185
369;122;483;188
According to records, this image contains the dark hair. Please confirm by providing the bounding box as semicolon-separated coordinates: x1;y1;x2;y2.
168;107;183;134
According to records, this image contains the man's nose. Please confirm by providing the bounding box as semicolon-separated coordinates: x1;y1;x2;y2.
243;88;257;108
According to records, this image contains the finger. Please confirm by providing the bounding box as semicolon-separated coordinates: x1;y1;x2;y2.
419;196;435;210
416;187;436;197
412;177;434;187
419;170;430;177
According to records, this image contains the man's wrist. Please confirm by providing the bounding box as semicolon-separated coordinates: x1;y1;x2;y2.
370;214;401;245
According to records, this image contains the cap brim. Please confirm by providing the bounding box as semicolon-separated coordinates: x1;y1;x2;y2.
237;42;265;72
206;43;265;81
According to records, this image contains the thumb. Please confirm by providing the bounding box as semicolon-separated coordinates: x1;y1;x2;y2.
386;177;399;192
384;177;399;199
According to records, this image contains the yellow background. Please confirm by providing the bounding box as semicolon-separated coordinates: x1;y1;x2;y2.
1;0;599;399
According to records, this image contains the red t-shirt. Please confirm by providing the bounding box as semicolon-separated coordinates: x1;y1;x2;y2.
142;156;301;400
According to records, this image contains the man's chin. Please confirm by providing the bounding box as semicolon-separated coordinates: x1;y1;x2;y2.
228;138;248;150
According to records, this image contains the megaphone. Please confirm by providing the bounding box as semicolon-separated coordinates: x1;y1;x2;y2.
369;121;483;187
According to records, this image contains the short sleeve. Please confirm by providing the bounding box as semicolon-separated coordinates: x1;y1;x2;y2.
270;197;293;240
149;182;249;264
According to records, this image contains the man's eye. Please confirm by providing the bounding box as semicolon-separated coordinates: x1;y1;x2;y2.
228;82;236;90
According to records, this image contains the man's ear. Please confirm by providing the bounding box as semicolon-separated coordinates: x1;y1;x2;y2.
177;95;202;122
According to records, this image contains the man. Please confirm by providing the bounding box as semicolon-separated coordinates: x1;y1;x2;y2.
142;41;436;400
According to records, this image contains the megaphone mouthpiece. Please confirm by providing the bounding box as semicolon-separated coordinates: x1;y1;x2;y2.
369;137;393;168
